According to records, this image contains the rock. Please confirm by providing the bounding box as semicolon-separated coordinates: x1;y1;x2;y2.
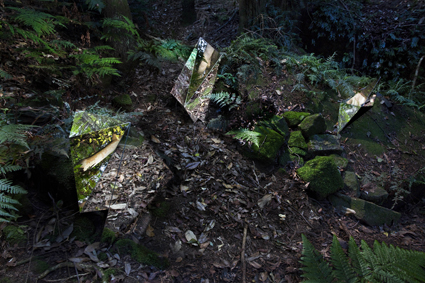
112;94;133;111
279;150;304;166
258;115;289;138
360;186;388;204
296;156;344;200
299;113;326;138
329;193;401;226
308;134;343;157
251;126;285;161
288;131;308;149
282;111;310;127
289;147;306;156
330;154;348;170
344;171;360;197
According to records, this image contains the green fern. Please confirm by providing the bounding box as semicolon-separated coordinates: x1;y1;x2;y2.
209;92;242;110
226;128;263;147
8;7;63;36
300;234;334;282
101;16;140;42
71;46;121;79
301;234;425;283
0;124;34;149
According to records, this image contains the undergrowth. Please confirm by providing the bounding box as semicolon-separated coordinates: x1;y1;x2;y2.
301;234;425;283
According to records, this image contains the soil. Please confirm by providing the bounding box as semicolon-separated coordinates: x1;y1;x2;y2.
1;1;425;282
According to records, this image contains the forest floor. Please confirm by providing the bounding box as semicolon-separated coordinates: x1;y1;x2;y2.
1;0;425;282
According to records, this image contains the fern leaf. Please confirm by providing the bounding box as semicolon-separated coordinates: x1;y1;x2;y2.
9;7;57;36
0;124;34;148
300;234;334;282
0;164;22;175
348;237;371;279
330;235;357;283
226;128;262;147
0;179;27;194
0;207;15;219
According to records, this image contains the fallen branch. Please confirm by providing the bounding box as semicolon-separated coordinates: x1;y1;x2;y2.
411;56;424;94
36;262;101;282
241;223;248;283
43;273;90;282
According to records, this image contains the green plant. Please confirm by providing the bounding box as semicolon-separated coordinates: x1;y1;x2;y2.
209;92;242;110
226;128;263;147
70;45;121;81
300;234;425;283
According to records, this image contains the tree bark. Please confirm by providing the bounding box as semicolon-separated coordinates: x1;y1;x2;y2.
238;0;265;33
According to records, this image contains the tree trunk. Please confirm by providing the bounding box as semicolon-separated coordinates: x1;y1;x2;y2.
238;0;265;33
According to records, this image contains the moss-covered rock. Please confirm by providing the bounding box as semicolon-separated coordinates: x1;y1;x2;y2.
289;147;306;156
360;186;388;204
297;156;344;199
344;171;360;197
112;94;133;111
258;115;289;138
282;111;310;127
329;193;401;226
307;134;343;157
288;131;308;149
331;154;348;170
3;225;26;246
250;126;285;161
279;150;305;166
299;113;327;138
114;239;169;269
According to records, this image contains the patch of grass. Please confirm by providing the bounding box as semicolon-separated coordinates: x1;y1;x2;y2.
114;239;169;269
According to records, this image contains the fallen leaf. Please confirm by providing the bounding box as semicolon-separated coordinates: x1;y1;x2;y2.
125;262;131;275
186;162;200;170
56;223;73;243
185;230;198;246
258;194;272;209
109;203;127;210
248;261;262;269
146;225;155;237
151;135;160;143
211;138;221;143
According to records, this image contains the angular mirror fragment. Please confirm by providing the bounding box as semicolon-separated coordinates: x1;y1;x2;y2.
337;80;377;133
69;111;130;212
171;37;223;122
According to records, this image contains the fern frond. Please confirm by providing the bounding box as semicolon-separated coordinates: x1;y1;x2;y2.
85;0;105;13
348;237;371;279
9;7;62;36
0;69;12;80
0;124;35;148
330;235;357;283
300;234;334;282
226;128;262;147
0;179;27;194
51;40;76;49
0;164;22;175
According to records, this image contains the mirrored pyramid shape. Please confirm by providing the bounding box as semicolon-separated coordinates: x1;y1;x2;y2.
70;111;130;212
337;80;377;134
171;37;223;122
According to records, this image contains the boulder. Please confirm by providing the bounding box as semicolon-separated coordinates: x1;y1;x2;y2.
299;113;326;138
251;126;285;161
330;154;348;170
329;193;401;226
296;156;344;200
344;171;360;197
279;150;304;167
282;111;310;127
308;134;343;157
258;115;289;138
288;131;308;149
360;186;388;204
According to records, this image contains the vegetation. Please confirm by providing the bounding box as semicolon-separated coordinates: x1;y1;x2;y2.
301;234;425;283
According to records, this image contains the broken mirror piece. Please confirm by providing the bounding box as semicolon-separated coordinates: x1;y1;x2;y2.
171;37;223;122
337;80;379;134
70;111;130;212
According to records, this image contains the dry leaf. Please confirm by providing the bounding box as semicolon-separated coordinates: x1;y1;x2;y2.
151;135;161;143
146;225;155;237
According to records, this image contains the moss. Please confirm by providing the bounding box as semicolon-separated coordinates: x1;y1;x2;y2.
288;131;308;149
3;225;26;246
31;258;50;274
150;201;171;218
259;115;289;137
114;239;169;269
282;111;310;127
251;126;285;161
98;252;108;262
289;147;306;156
103;268;117;280
297;156;344;200
330;154;348;169
279;150;304;166
299;113;327;138
101;228;116;245
112;94;133;111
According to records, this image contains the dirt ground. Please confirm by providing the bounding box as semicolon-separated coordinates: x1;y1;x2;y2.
1;0;425;282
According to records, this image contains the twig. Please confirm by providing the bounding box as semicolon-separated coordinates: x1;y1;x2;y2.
411;56;424;94
216;9;238;33
241;223;248;283
36;262;96;282
42;273;90;282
